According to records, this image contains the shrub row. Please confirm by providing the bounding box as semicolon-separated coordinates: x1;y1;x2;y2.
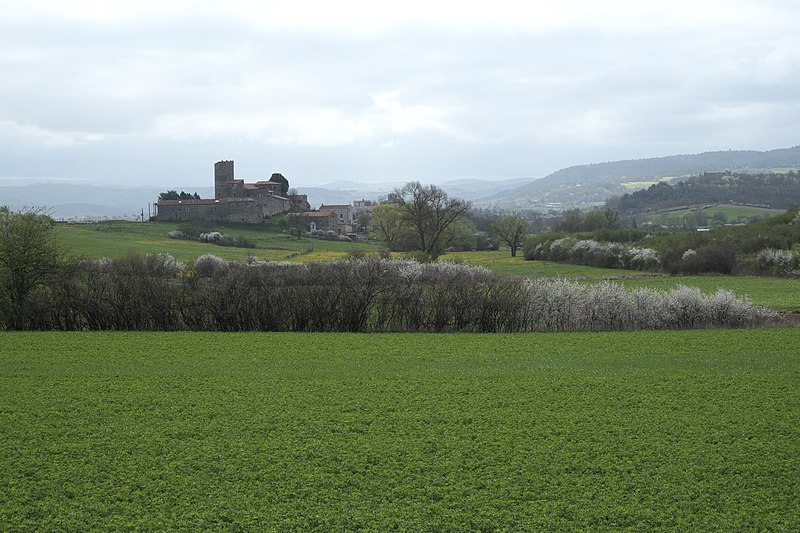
2;254;776;332
524;207;800;276
525;236;661;271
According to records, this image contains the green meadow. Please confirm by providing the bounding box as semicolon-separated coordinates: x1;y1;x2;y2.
1;330;798;530
635;204;785;226
55;220;375;263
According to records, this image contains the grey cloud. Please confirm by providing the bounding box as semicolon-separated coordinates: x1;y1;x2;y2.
0;7;798;187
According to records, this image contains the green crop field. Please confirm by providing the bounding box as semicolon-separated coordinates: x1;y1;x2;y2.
1;331;798;530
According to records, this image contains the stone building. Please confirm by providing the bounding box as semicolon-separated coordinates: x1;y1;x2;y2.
155;160;309;223
319;204;353;225
294;210;338;232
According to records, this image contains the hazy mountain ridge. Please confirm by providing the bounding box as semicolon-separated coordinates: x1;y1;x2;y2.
285;177;533;208
484;146;800;209
3;147;799;217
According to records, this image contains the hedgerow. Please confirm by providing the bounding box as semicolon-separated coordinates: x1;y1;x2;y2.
4;255;776;332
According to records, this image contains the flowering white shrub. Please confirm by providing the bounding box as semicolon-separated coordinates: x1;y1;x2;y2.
194;254;232;277
199;231;223;243
520;279;775;331
548;237;576;261
571;239;602;258
167;230;187;240
757;248;795;275
682;249;697;262
627;247;660;270
152;254;181;273
396;259;423;282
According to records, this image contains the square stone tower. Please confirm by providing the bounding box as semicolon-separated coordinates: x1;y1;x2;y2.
214;160;235;198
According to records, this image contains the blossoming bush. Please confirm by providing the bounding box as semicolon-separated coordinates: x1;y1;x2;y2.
526;237;661;271
757;248;797;275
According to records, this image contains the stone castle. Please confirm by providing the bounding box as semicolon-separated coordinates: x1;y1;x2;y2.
155;160;310;224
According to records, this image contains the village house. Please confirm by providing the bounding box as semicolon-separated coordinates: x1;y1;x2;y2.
318;204;354;234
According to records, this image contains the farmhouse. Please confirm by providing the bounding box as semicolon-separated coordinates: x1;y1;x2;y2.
155;160;310;223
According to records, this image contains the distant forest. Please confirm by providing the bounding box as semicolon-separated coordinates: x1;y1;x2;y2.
608;172;800;214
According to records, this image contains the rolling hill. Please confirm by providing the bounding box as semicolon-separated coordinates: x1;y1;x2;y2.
481;146;800;210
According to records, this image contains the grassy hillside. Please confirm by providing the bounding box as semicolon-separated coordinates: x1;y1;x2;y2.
56;220;377;263
612;172;800;214
633;204;784;227
2;330;798;530
440;251;653;278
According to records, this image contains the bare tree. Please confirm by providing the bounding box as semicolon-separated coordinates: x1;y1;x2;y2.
286;213;306;239
395;181;471;258
491;214;529;257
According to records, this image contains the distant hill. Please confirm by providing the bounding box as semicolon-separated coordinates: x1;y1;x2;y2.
297;177;532;207
482;146;800;209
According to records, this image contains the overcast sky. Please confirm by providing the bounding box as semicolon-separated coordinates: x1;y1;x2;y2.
1;0;798;188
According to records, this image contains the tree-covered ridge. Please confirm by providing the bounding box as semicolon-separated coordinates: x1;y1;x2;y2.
487;146;800;208
609;171;800;213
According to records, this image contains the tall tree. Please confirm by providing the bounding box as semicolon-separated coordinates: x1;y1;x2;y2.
0;207;61;329
491;214;529;257
270;173;290;196
395;182;471;258
370;204;407;250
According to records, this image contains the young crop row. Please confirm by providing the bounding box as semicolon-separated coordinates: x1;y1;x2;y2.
3;254;777;332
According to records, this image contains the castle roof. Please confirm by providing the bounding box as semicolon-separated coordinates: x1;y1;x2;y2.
320;204;351;209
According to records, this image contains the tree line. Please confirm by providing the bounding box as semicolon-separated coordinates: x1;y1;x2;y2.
608;172;800;214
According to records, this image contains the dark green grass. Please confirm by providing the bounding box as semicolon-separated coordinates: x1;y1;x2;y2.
1;331;798;530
